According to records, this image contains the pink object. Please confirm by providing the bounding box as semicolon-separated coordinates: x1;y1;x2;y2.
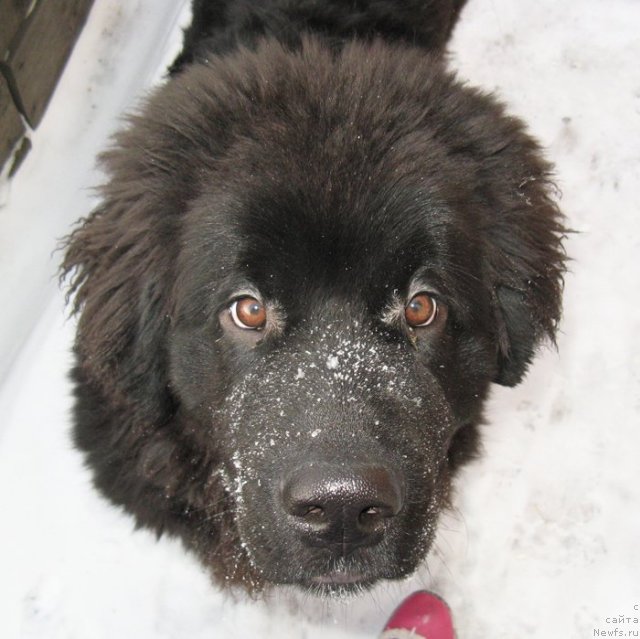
379;591;456;639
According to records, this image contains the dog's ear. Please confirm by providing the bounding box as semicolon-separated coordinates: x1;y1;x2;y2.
493;285;547;387
62;118;186;422
436;88;567;386
473;120;567;387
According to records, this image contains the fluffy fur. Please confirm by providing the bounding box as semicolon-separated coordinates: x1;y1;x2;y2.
63;0;565;595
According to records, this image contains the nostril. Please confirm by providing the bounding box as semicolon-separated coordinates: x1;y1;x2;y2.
302;504;326;525
287;503;330;532
358;504;394;533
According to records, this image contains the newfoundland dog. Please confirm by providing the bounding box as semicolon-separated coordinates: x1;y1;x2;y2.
63;0;566;596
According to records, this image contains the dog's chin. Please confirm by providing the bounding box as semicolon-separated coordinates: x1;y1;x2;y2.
273;563;410;598
301;572;378;598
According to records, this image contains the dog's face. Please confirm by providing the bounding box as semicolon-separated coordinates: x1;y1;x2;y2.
64;39;564;595
167;127;498;592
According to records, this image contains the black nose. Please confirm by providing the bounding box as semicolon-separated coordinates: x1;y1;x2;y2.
281;463;404;555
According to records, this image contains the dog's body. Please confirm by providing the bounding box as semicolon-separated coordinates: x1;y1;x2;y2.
63;0;565;595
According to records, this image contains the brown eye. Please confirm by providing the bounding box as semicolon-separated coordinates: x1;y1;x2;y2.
405;293;438;328
230;297;267;330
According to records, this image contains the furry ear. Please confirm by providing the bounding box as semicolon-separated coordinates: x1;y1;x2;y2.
443;93;567;387
61;121;185;422
63;199;175;422
493;286;544;386
482;140;567;387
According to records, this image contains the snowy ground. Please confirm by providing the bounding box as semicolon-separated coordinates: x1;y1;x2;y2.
1;1;639;637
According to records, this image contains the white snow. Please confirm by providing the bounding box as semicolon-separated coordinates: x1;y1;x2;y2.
1;0;639;637
327;355;340;370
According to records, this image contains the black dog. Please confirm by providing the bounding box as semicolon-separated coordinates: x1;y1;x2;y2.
63;0;565;596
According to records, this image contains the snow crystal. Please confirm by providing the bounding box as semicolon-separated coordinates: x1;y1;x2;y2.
326;355;339;370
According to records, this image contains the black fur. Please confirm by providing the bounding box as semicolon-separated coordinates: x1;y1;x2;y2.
170;0;468;72
63;0;565;595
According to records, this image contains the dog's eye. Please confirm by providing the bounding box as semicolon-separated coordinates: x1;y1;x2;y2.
230;297;267;330
405;293;437;328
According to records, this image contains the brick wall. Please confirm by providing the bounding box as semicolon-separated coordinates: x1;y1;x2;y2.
0;0;95;176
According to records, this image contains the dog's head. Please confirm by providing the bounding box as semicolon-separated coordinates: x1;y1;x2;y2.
63;39;565;594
